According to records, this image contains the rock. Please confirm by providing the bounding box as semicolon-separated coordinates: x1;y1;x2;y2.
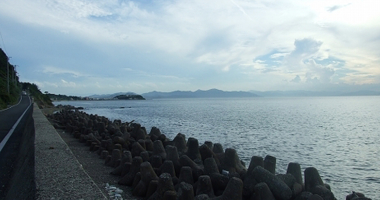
164;190;177;200
251;182;276;200
264;155;276;174
177;182;195;200
304;167;324;191
346;191;369;200
287;162;303;185
252;166;292;200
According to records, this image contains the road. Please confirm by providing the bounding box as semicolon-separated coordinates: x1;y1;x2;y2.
0;95;31;146
0;95;33;199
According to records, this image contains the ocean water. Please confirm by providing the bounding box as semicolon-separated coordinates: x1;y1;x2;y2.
55;96;380;199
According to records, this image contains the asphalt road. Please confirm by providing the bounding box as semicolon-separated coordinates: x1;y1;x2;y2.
0;95;33;199
0;95;31;145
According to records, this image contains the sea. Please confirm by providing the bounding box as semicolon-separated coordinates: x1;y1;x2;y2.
54;96;380;199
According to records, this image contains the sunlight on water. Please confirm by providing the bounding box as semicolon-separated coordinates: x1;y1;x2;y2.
55;96;380;199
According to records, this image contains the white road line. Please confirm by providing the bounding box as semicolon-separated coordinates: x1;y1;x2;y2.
0;96;32;152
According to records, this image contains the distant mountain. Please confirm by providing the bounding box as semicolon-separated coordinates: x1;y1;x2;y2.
88;92;137;99
250;90;380;97
142;89;258;99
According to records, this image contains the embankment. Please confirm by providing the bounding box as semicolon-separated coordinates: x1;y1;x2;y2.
47;108;372;200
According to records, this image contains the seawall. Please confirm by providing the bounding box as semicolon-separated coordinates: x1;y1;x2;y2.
33;104;107;199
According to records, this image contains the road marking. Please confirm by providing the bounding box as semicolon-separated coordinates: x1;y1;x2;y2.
0;96;32;152
0;95;23;112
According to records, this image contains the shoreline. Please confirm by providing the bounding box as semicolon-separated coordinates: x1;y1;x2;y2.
45;106;371;200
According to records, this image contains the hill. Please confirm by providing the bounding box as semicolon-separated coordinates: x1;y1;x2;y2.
142;89;258;99
0;48;21;109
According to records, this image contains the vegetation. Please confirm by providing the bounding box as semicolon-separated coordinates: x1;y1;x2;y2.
0;48;21;109
46;93;82;101
115;94;145;100
21;82;53;108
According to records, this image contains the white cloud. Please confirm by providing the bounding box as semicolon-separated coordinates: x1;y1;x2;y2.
43;66;84;77
1;0;380;94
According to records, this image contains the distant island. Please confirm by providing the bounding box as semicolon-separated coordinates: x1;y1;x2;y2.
114;94;145;100
48;92;145;101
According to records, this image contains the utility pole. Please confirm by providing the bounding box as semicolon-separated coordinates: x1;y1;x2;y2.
13;65;18;84
6;56;10;95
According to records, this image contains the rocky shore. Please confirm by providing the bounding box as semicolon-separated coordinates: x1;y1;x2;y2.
47;106;372;200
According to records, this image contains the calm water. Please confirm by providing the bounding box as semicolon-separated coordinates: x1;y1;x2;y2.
55;96;380;199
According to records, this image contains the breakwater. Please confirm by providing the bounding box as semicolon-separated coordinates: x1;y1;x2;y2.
48;107;371;200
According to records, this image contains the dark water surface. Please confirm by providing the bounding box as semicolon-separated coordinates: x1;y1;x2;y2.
55;96;380;199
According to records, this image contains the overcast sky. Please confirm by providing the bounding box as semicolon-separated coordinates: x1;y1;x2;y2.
0;0;379;95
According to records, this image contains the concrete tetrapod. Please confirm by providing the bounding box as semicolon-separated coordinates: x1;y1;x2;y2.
211;177;243;200
252;166;292;200
147;173;176;200
133;162;158;197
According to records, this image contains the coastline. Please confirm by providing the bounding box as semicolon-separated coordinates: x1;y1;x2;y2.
45;106;361;200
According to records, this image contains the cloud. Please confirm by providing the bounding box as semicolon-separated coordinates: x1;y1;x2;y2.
327;4;351;12
291;75;301;83
43;66;84;77
1;0;380;94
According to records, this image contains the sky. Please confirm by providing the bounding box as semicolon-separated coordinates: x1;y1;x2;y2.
0;0;379;96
